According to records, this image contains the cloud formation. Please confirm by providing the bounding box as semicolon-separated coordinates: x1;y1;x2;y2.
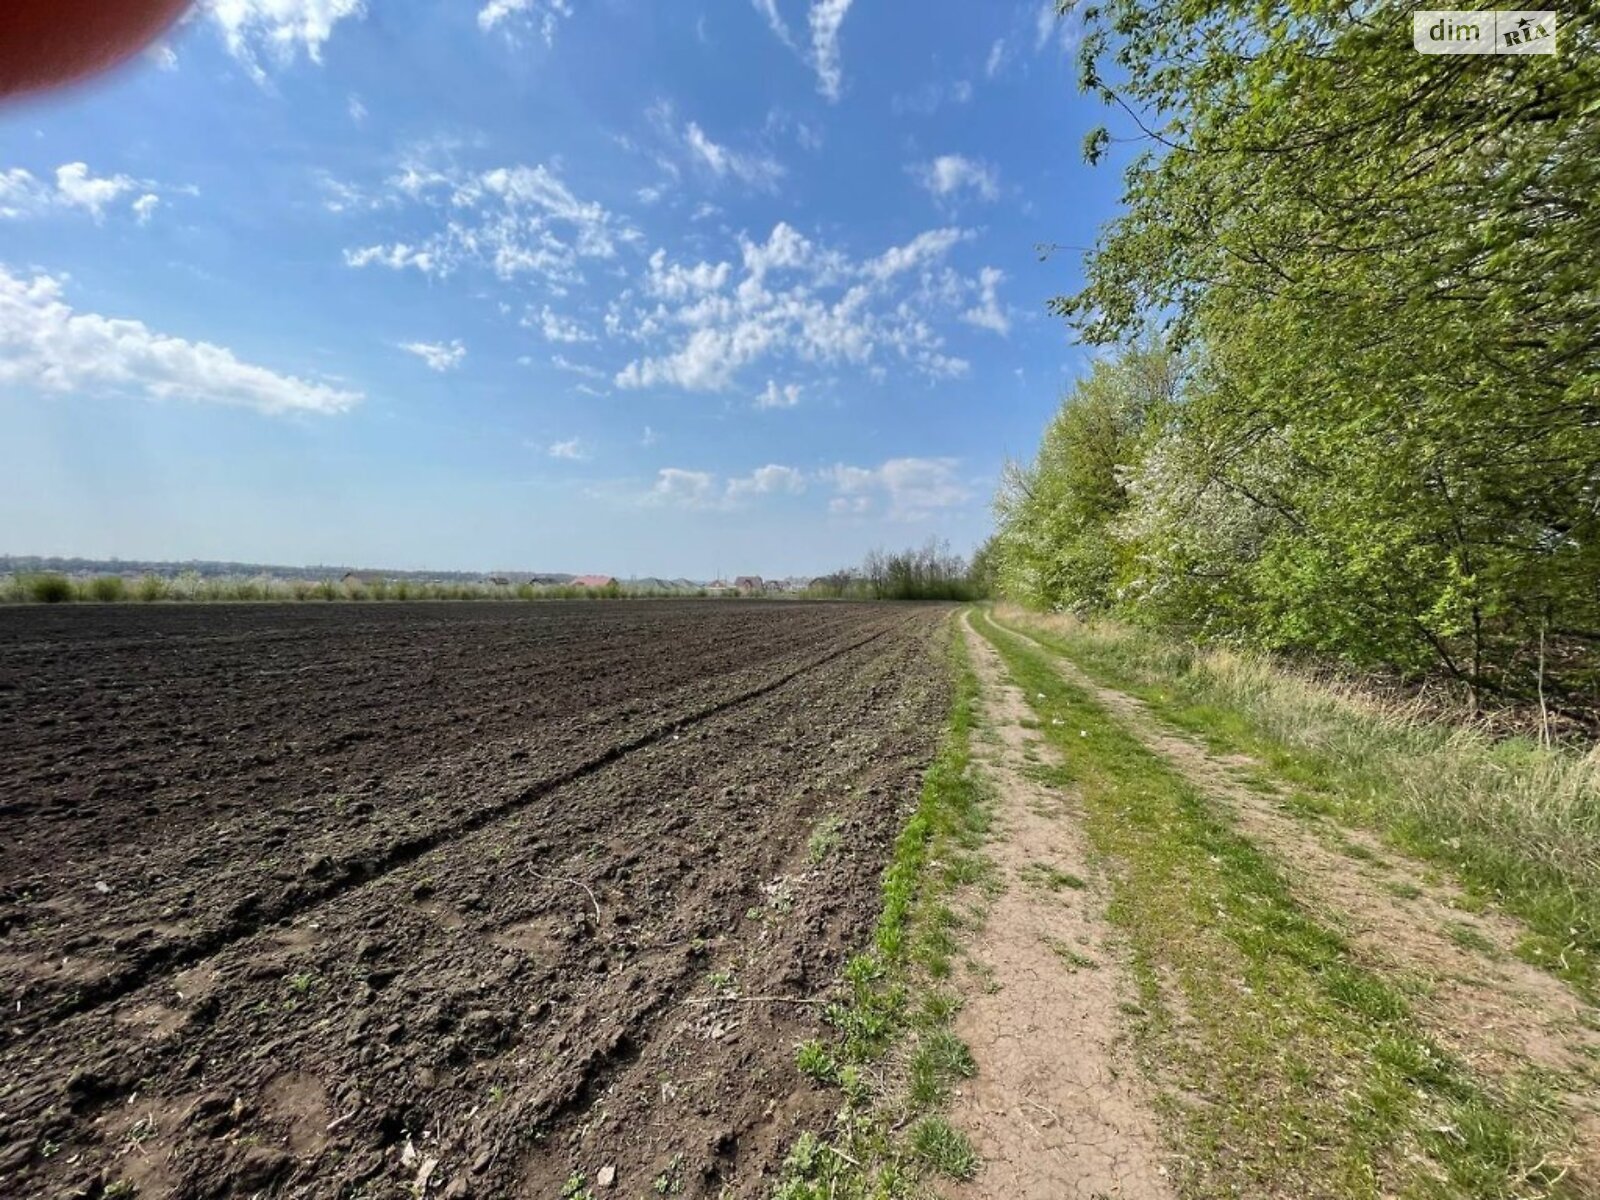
477;0;574;43
344;158;635;287
0;162;175;224
914;155;1000;203
0;266;359;415
826;457;971;519
612;222;976;392
208;0;367;79
400;339;467;371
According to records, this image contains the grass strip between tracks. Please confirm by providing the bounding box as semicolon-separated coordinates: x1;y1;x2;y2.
991;607;1599;1002
772;612;994;1198
968;607;1576;1199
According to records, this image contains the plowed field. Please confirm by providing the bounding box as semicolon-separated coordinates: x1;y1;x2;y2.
0;601;951;1199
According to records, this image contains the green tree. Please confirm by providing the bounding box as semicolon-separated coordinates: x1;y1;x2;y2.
1045;0;1600;706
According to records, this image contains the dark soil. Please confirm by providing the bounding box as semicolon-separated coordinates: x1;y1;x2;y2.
0;601;952;1199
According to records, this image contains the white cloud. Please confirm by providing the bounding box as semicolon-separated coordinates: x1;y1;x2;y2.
53;163;137;219
478;0;573;43
1;163;173;224
755;379;802;409
344;242;435;273
751;0;793;46
399;339;466;371
683;122;785;190
863;227;968;282
551;353;607;380
1035;1;1082;53
645;248;732;300
532;305;595;344
547;436;590;460
986;38;1007;77
347;93;367;124
643;103;786;193
757;0;854;99
0;266;359;415
726;464;806;498
614;222;975;393
914;155;999;203
641;424;660;446
343;158;633;286
962;266;1009;335
207;0;367;80
825;456;971;520
808;0;855;101
652;467;716;506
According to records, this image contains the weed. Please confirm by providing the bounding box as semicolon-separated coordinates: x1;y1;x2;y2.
807;814;844;864
1019;861;1086;892
778;618;991;1196
795;1039;837;1084
907;1029;976;1108
1043;936;1097;971
559;1173;591;1199
907;1117;979;1180
653;1152;684;1195
1446;922;1500;957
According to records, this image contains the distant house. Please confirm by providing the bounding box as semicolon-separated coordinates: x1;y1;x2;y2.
487;576;510;587
341;571;383;587
571;574;616;589
734;575;763;594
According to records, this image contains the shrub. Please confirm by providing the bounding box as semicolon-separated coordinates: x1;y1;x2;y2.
89;576;128;602
29;574;74;603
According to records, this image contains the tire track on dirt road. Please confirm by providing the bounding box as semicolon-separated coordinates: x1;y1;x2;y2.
951;612;1176;1200
992;610;1600;1186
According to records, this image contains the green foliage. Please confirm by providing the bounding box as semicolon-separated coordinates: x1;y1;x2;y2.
906;1117;978;1181
27;573;74;603
996;4;1600;711
88;576;127;602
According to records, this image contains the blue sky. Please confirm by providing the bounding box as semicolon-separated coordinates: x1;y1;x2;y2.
0;0;1121;578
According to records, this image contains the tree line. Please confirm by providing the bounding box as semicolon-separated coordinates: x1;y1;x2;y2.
990;2;1599;717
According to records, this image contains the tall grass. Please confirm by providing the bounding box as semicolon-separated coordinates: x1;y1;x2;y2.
999;606;1600;995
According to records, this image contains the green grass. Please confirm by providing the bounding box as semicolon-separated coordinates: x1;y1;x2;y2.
774;615;990;1198
970;609;1575;1199
994;609;1600;1001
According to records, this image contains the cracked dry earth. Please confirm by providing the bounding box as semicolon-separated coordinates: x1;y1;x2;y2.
947;613;1176;1200
999;613;1600;1188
